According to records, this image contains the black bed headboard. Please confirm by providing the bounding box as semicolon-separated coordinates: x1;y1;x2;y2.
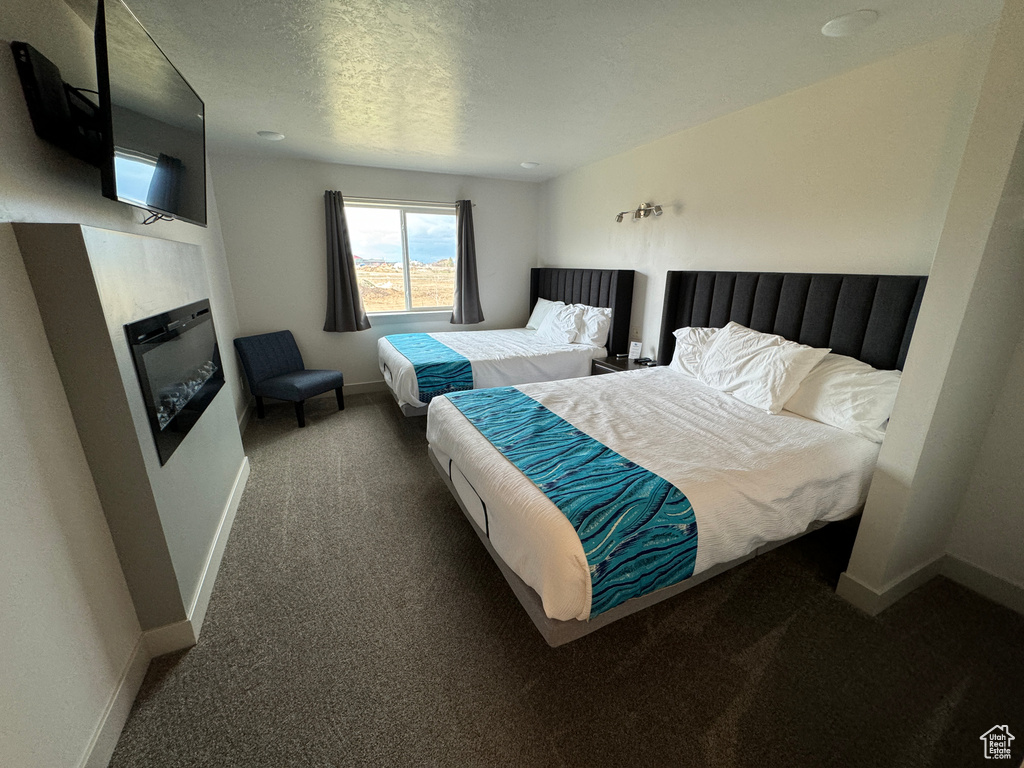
657;271;927;370
530;268;635;355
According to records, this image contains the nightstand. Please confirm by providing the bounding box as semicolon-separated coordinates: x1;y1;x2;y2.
591;356;646;375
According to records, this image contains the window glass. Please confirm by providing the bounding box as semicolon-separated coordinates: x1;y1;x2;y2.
406;213;457;310
113;149;157;208
347;203;456;313
347;207;405;312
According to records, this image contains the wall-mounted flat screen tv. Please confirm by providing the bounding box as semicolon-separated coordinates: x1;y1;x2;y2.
96;0;207;226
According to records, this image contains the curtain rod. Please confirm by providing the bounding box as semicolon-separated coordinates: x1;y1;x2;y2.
343;195;475;207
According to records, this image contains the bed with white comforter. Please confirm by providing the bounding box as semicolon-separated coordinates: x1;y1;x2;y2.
379;328;607;413
426;366;880;624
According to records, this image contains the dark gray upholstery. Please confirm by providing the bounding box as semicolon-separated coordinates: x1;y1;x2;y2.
234;330;344;427
234;330;305;385
256;369;345;402
657;271;928;370
530;268;635;355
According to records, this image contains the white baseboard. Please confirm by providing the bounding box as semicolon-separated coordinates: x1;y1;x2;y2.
837;554;945;616
838;553;1024;618
80;635;150;768
143;619;197;659
243;381;387;415
80;458;251;765
344;380;388;395
942;555;1024;616
187;456;250;636
144;456;250;658
836;571;886;615
237;402;252;434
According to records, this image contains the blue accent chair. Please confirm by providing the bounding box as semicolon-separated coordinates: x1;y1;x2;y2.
233;331;344;428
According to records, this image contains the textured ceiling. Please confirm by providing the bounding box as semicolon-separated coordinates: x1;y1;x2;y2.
67;0;1002;181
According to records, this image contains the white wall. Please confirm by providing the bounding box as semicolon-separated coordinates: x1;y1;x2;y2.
211;154;541;388
539;29;993;359
0;0;243;763
948;330;1024;589
0;228;141;768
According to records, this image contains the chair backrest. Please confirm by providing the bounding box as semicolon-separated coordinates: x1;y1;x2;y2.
233;330;305;387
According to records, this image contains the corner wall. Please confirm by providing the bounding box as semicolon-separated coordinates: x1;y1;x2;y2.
839;0;1024;612
946;330;1024;607
210;154;541;388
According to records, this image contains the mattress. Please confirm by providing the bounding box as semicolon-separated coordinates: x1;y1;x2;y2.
378;328;607;410
426;367;881;622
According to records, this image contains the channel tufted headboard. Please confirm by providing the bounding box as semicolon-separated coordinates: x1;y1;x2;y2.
530;267;635;356
657;271;928;370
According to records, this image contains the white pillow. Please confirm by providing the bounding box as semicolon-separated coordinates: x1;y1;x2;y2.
784;353;902;442
526;297;562;330
573;304;612;347
536;302;583;344
697;322;830;413
669;327;718;378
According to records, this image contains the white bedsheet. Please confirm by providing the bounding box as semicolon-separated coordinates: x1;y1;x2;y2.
378;328;606;409
426;367;881;621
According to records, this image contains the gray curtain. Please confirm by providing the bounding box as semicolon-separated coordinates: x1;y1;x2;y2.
323;191;371;332
451;199;484;324
146;153;184;213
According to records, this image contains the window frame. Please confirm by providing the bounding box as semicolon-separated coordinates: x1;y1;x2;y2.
345;197;458;315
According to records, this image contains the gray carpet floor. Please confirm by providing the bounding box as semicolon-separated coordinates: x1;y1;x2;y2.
110;392;1024;767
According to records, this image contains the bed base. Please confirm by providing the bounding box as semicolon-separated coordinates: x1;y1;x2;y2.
429;445;827;647
388;385;428;417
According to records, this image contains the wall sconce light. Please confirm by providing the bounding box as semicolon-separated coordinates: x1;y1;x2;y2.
616;202;663;222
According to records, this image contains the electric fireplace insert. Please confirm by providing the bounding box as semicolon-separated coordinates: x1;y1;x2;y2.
125;299;224;465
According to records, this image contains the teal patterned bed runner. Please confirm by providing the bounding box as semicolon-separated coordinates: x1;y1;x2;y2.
386;333;473;403
446;387;698;617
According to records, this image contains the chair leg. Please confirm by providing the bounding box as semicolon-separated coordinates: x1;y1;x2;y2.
294;400;306;428
256;396;265;419
335;387;345;411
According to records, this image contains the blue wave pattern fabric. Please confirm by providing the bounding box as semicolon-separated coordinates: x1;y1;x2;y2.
386;333;473;403
446;387;698;616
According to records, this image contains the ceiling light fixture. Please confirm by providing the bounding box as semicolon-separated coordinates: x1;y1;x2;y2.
520;161;540;169
257;130;285;141
616;202;663;223
821;9;879;37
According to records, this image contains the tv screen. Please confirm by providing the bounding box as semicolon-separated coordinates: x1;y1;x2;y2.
95;0;207;227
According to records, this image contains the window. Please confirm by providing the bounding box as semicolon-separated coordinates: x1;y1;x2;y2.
113;148;158;207
346;199;457;313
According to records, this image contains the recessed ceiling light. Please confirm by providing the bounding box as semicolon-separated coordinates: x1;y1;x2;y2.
257;130;285;141
821;9;879;37
520;161;540;169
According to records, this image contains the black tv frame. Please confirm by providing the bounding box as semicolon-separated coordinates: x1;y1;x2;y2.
125;299;225;466
95;0;208;227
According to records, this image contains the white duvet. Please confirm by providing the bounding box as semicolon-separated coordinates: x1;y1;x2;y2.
426;367;881;621
378;328;606;409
